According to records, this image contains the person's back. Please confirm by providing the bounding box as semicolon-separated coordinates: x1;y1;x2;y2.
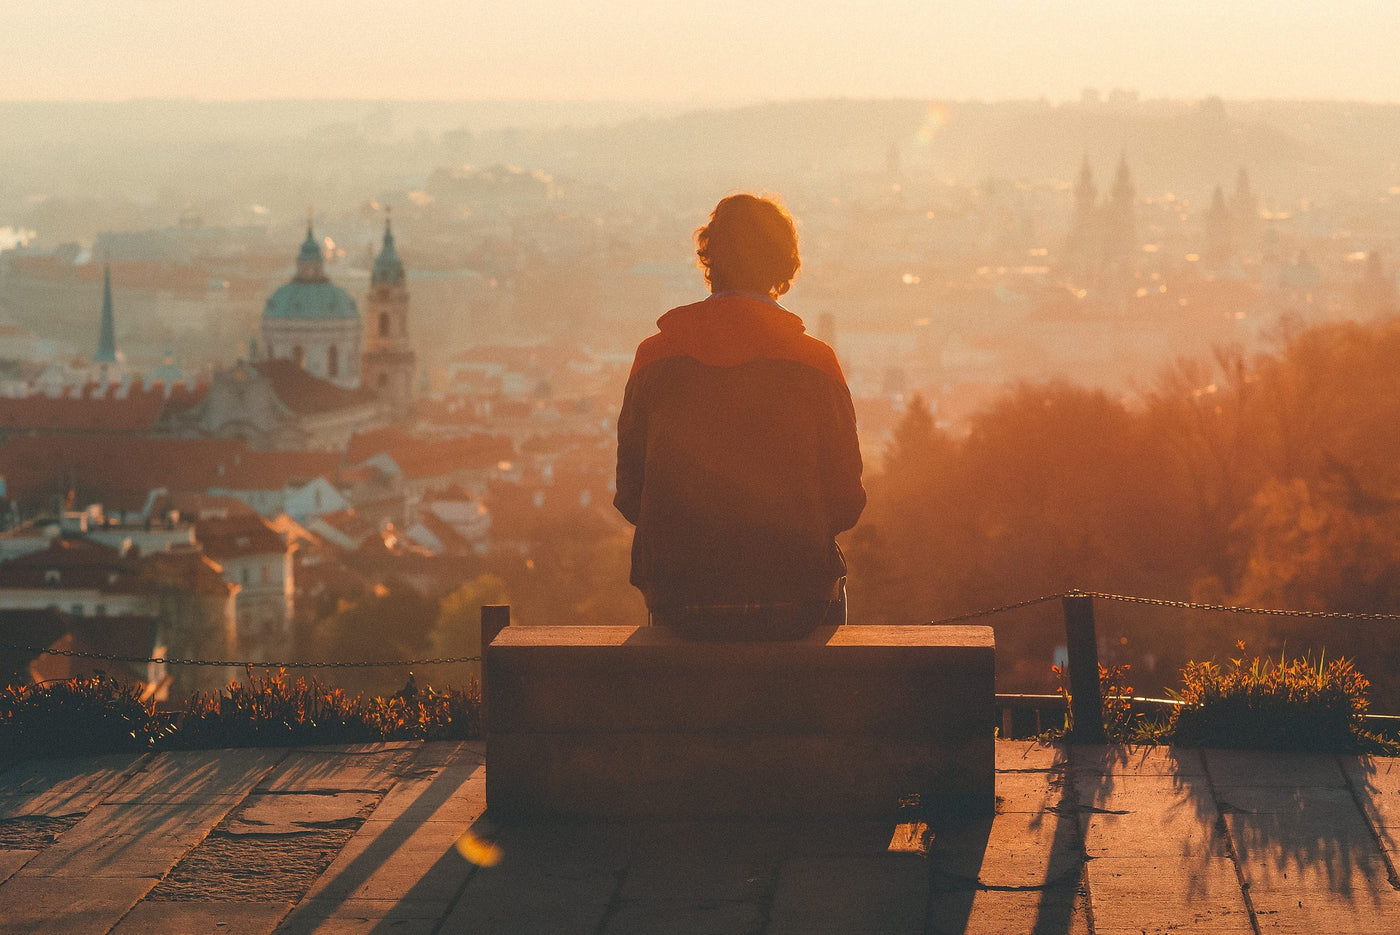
614;194;865;639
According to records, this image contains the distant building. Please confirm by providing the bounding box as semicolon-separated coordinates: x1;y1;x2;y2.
158;357;381;450
1063;154;1137;284
196;514;294;661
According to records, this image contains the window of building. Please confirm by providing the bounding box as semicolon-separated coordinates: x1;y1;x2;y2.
71;604;84;616
44;569;60;586
379;312;391;338
241;568;250;586
327;344;339;377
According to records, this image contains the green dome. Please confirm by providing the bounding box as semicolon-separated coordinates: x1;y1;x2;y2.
264;280;359;320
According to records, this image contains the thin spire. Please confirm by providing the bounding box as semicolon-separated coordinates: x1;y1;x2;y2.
94;263;117;365
372;205;405;286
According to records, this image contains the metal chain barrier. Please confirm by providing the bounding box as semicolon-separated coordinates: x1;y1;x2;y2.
925;588;1400;625
1078;589;1400;621
0;643;480;669
926;593;1066;625
6;589;1399;670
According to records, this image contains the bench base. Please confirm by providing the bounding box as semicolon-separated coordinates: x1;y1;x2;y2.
485;624;994;819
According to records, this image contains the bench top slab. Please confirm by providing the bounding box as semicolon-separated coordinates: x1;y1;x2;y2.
489;624;993;649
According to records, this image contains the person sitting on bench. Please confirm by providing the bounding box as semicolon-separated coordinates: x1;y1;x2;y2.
614;192;865;640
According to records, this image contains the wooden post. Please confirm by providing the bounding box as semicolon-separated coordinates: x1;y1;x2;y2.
1061;593;1106;743
480;605;510;736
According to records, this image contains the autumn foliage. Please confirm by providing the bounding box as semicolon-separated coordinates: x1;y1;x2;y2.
846;316;1400;704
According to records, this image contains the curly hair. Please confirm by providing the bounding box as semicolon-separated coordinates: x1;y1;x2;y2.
695;193;800;297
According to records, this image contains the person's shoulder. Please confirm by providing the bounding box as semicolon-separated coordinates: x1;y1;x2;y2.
629;330;678;378
785;332;846;386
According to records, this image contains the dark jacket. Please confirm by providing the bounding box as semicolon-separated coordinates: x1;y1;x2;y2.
614;293;865;608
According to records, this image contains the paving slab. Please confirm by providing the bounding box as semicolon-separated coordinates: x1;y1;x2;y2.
996;740;1069;772
302;818;471;903
1248;884;1400;934
403;739;484;770
619;842;776;903
259;748;414;794
0;873;154;935
275;897;446;935
0;847;37;882
1088;856;1253;934
152;828;359;902
369;759;485;824
1344;754;1400;869
1205;748;1346;787
926;887;1089;935
17;798;235;878
1;741;1396;935
108;899;293;934
1076;773;1229;858
103;748;284;804
441;852;621;935
227;791;380;834
766;854;929;934
1072;744;1206;777
601;897;766;935
1219;784;1389;876
1217;781;1397;934
930;811;1081;891
995;768;1068;813
0;752;148;818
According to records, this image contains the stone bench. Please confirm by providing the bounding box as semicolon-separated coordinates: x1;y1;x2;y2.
484;622;994;819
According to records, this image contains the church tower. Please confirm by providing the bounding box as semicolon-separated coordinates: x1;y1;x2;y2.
362;215;416;418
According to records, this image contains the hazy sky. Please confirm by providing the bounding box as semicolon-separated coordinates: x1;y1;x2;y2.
6;1;1398;103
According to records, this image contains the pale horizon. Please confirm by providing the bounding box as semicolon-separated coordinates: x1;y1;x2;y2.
6;1;1400;105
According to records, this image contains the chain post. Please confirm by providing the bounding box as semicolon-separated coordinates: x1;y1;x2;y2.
1062;592;1106;743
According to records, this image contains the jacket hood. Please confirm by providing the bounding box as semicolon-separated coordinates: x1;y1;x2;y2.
654;293;807;369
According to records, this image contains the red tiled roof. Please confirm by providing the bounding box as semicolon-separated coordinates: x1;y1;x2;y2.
347;426;413;463
139;549;233;597
0;382;205;434
0;536;149;593
365;434;515;480
195;514;286;560
0;435;248;511
147;491;258;522
214;449;342;491
255;359;379;416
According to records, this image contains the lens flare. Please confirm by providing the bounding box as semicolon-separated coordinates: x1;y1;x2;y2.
456;830;503;867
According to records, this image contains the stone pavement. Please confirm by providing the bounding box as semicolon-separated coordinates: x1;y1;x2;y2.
1;740;1399;934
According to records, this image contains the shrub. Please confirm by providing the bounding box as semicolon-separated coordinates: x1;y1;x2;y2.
172;669;480;749
1166;644;1374;751
0;670;480;758
1051;661;1142;742
0;675;166;757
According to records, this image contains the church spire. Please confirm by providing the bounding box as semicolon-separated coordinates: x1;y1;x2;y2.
296;212;326;282
94;264;117;365
372;209;405;287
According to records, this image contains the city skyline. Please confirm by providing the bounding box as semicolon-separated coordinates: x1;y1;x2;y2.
5;1;1400;104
